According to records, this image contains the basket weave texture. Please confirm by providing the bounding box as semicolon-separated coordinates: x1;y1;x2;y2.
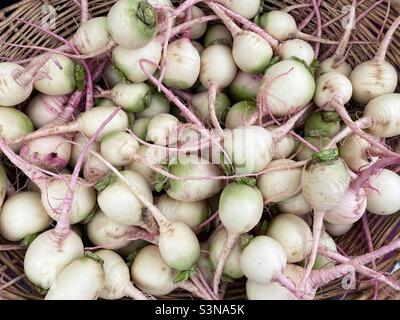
0;0;399;300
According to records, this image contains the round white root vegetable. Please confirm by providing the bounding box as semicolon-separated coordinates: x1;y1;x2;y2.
240;235;287;285
313;231;337;270
225;100;256;129
187;6;208;39
213;182;263;293
155;194;208;229
166;155;223;202
100;131;139;166
146;113;179;146
266;214;313;263
317;57;352;78
97;170;153;227
277;193;311;216
339;134;374;171
257;159;302;203
277;39;315;65
0;191;51;241
200;44;237;89
217;0;261;19
24;229;84;289
295;136;332;161
325;221;353;237
259;60;316;117
232;31;273;74
131;245;176;296
25;94;67;128
96;249;148;300
246;264;305;300
72;17;111;55
33;54;76;95
112;41;162;83
131;117;150;141
41;176;96;224
45;255;105;300
209;228;245;279
366;169;400;215
229;71;261;102
20;135;72;171
163;39;201;89
259;11;297;41
158;221;200;271
314;72;352;111
190;91;230;125
107;0;158;49
136;92;170;118
87;210;132;250
204;24;233;47
99;83;152;112
103;64;125;88
268;125;297;160
0;107;34;152
304;112;341;138
223;126;273;174
125;144;167;190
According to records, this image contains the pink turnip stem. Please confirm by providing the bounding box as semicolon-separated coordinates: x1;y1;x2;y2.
53;107;123;239
374;14;400;63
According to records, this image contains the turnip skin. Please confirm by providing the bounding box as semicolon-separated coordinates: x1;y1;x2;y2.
33;54;76;96
41;176;96;224
0;62;34;106
277;193;312;216
87;210;132;250
20;135;72;171
259;11;297;41
125;144;167;191
268;125;297;160
339;134;374;171
217;0;261;19
277;39;315;65
325;221;353;237
0;107;34;152
223;126;274;175
163;39;201;89
154;194;208;229
72;17;111;55
225;100;256;129
25;94;66;128
240;236;287;285
204;24;233;47
97;170;153;226
112;41;162;83
304;112;341;138
229;70;261;102
158;221;200;271
190;91;230;125
0;191;51;241
131;245;176;296
166;155;223;202
188;6;208;40
146;113;179;146
96;249;148;300
209;228;244;279
100;131;139;166
136;92;170;119
246;264;305;300
295;136;332;161
107;0;158;49
313;231;337;270
131;117;150;141
364;94;400;138
24;229;84;289
350;61;398;105
259;60;316;117
366;169;400;216
219;182;264;235
266;214;313;263
45;256;105;300
317;57;352;78
257;159;302;203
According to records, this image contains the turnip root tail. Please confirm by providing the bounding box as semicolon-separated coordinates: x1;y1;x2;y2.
212;232;239;296
125;283;150;300
375;14;400;63
208;83;224;134
300;210;325;288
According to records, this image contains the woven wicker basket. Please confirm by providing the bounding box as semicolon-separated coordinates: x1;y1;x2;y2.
0;0;399;300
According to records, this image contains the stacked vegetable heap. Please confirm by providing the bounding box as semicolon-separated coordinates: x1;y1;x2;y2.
0;0;400;300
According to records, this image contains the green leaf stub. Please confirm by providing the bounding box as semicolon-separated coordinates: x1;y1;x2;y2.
312;148;339;163
137;1;157;27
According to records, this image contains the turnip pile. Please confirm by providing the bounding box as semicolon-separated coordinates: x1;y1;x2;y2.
1;0;400;301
